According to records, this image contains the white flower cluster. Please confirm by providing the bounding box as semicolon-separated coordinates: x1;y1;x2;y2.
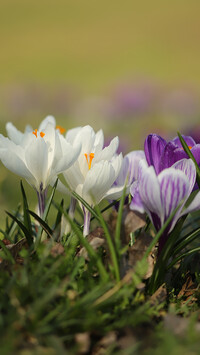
0;116;142;235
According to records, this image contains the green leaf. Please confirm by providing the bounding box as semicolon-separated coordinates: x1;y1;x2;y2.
43;179;58;221
72;190;99;221
95;204;120;282
55;202;109;283
54;198;64;230
28;210;54;239
172;226;200;256
115;181;128;251
6;211;33;246
177;132;200;188
167;247;200;269
20;181;32;235
0;239;15;263
35;179;58;245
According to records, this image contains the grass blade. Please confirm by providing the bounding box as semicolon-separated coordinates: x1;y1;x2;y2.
28;210;54;239
56;203;109;283
20;181;32;234
6;211;33;246
95;204;120;282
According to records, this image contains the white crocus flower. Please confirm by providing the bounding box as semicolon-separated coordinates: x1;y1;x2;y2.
5;115;56;144
60;125;123;236
0;121;81;216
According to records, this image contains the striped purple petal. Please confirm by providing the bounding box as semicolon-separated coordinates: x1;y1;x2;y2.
137;160;163;220
130;182;145;214
172;159;196;196
144;134;166;174
158;168;190;226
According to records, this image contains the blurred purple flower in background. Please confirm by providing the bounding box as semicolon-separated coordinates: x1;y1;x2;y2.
108;81;159;120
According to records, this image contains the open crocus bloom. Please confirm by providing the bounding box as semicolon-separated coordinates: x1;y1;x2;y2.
144;133;200;175
0;122;81;216
60;125;123;236
5;115;56;144
130;158;200;254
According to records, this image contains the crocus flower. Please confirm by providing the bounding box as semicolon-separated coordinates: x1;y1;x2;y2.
0;121;81;216
112;150;145;208
60;125;123;236
130;158;200;254
144;133;200;175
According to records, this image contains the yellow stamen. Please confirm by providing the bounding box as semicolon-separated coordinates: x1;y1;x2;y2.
33;129;38;137
84;153;94;170
40;132;45;138
56;125;66;134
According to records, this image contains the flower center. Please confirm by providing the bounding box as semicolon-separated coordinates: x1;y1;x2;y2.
32;129;45;138
84;153;94;170
56;125;66;134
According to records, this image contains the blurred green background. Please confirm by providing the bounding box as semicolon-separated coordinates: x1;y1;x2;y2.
1;0;200;223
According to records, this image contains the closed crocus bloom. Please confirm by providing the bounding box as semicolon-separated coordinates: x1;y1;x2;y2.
111;150;145;209
130;158;200;254
144;133;200;174
0;121;81;216
61;125;123;236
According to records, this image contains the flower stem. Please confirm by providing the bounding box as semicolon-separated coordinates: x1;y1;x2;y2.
83;206;91;237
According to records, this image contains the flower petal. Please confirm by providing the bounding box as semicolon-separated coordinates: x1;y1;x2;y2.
138;160;163;222
158;168;190;226
93;136;119;163
172;158;196;196
130;182;146;214
172;135;196;148
6;123;24;145
82;161;115;205
144;134;166;174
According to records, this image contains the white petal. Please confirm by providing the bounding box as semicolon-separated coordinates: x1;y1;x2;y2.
0;148;35;183
65;126;82;144
25;137;49;190
38;115;56;131
93;136;119;163
94;129;104;151
82;161;115;205
6;122;24;144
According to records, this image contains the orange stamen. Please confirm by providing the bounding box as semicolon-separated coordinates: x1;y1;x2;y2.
56;125;66;134
181;145;192;150
84;153;94;170
33;129;45;138
32;129;38;137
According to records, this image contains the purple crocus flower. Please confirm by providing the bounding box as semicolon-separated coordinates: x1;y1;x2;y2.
144;133;200;175
130;158;200;254
111;150;145;208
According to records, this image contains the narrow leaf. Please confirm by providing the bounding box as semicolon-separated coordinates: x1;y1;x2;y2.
20;181;32;234
6;211;33;246
28;210;54;239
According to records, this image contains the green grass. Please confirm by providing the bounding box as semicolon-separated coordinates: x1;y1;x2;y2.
0;182;199;354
